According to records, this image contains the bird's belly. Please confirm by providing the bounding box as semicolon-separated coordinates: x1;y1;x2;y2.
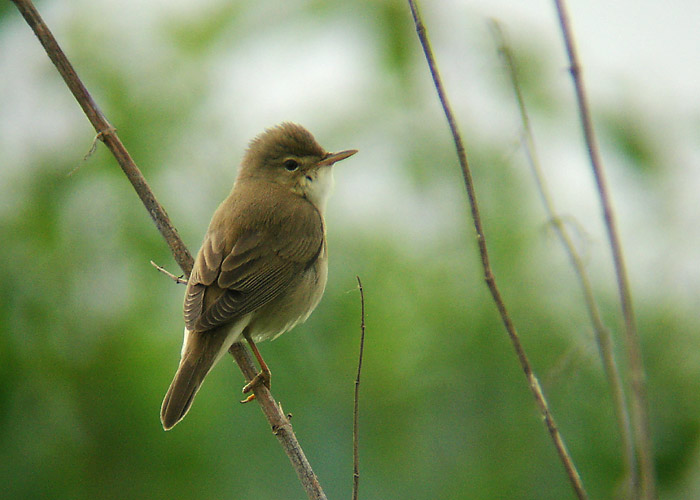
247;254;328;342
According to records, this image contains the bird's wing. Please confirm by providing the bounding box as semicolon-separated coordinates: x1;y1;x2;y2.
183;204;324;332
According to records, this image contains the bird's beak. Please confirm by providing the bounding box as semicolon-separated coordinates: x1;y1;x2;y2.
318;149;358;167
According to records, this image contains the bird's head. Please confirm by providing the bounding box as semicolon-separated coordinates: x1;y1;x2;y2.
239;122;356;212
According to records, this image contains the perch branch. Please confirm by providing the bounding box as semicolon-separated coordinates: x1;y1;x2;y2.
11;1;326;499
552;2;656;498
490;21;637;498
406;2;588;499
228;343;327;500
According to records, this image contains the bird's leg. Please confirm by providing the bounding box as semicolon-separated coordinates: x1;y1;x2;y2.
240;331;271;404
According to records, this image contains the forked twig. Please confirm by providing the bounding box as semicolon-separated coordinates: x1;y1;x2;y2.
406;2;588;499
150;260;188;285
552;2;656;498
10;1;326;498
490;21;637;498
352;276;366;500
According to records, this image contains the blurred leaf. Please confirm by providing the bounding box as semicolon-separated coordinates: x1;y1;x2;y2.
601;109;661;175
164;2;247;56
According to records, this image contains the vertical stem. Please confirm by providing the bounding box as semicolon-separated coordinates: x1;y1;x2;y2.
490;21;638;498
552;2;656;498
352;276;366;500
406;2;588;499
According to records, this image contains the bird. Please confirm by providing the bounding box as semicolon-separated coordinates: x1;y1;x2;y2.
160;122;356;430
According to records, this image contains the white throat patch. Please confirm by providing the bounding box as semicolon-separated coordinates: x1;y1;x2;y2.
302;165;335;214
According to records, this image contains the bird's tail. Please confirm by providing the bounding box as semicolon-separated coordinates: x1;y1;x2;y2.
160;328;236;430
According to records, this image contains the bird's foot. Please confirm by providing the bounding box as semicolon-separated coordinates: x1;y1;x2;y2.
240;366;271;404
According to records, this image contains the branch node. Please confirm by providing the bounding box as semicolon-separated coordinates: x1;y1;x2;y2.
97;125;117;141
272;419;292;436
71;126;119;175
568;63;581;79
82;126;115;161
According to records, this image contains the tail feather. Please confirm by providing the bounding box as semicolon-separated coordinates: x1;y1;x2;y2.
161;356;209;431
160;328;233;430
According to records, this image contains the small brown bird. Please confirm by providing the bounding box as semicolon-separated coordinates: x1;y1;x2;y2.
160;123;356;430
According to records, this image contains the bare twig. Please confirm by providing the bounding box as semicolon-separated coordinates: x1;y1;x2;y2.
150;260;188;285
352;276;366;500
406;2;588;499
11;1;327;498
490;21;637;498
552;2;656;498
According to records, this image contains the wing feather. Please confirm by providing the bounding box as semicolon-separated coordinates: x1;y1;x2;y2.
184;190;324;333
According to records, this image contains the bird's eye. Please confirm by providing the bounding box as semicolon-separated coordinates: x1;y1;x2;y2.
283;159;299;171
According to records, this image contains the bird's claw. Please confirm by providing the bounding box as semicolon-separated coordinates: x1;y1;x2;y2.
239;368;271;404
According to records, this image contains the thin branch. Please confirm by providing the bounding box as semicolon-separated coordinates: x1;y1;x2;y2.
10;0;193;274
150;260;188;285
352;276;366;500
490;21;637;498
228;343;327;500
406;2;588;499
11;1;327;498
552;2;656;498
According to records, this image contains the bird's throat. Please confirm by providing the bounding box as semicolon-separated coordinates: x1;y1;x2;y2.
300;166;334;214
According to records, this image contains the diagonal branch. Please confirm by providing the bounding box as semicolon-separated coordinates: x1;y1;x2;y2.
490;21;637;498
552;2;656;498
10;0;193;274
406;2;588;499
10;1;326;499
228;343;327;499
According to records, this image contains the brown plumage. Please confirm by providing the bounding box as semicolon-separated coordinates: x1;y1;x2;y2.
160;123;356;430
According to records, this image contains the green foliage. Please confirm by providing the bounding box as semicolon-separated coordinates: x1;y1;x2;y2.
1;2;698;499
502;38;566;117
166;4;245;56
601;108;662;176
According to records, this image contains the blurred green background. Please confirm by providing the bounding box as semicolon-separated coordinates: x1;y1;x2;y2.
1;1;699;499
